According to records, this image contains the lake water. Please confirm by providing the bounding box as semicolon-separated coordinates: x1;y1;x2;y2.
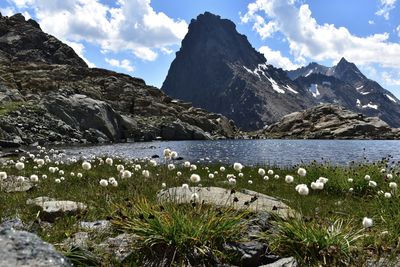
61;139;400;167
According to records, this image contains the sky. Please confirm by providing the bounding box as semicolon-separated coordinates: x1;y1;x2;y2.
1;0;400;97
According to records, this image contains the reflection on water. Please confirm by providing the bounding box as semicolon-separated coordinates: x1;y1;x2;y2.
62;139;400;166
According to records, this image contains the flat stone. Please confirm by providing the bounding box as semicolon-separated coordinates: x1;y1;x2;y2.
1;176;33;193
260;257;298;267
0;227;72;267
61;232;90;250
157;186;297;219
79;220;111;232
96;233;137;263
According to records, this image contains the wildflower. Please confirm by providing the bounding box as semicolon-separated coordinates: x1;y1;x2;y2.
49;167;56;173
70;172;75;176
99;179;108;187
82;162;91;170
59;170;64;175
228;177;236;185
387;174;393;180
267;169;274;175
161;182;166;188
0;172;7;180
116;164;124;172
36;159;45;167
317;177;329;184
378;190;384;195
135;164;142;170
233;162;243;172
77;173;83;178
55;178;61;183
348;178;353;182
190;164;197;171
167;164;175;171
177;171;182;176
15;162;25;170
220;166;226;172
362;217;373;228
184;161;191;168
163;148;171;157
285;175;294;183
208;174;214;179
238;173;244;177
384;192;392;198
149;160;157;166
170;151;178;159
248;180;253;184
42;174;47;179
368;181;377;187
380;168;386;173
364;175;371;181
105;158;113;166
121;170;132;179
389;182;397;190
274;174;280;179
297;168;307;177
258;168;266;176
190;174;201;183
349;188;354;192
263;176;269;180
30;175;39;182
191;193;199;202
60;177;65;180
311;181;324;190
182;183;189;189
296;184;309;195
142;170;150;178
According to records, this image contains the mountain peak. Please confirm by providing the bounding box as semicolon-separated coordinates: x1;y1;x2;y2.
333;57;366;85
338;57;349;64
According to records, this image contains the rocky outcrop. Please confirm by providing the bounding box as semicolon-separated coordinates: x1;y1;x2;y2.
0;226;72;267
0;13;238;145
262;104;400;139
162;12;315;131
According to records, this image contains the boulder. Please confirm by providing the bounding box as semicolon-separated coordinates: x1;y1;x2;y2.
96;233;137;263
260;257;298;267
157;187;297;219
0;227;72;267
1;176;33;193
26;197;87;222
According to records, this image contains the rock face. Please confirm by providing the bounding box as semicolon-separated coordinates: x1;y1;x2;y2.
162;12;315;131
288;58;400;128
263;104;400;139
0;226;72;267
0;13;237;145
158;186;297;218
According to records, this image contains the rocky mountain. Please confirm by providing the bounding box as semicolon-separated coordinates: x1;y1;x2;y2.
162;12;315;131
261;104;400;140
0;12;237;146
290;58;400;127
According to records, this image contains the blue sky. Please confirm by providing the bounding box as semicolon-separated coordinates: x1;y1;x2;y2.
1;0;400;97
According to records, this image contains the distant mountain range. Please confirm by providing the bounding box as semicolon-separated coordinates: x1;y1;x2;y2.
162;12;400;131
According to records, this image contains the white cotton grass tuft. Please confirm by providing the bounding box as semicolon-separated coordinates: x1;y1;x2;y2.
208;173;215;179
274;174;280;179
238;173;244;177
258;168;266;176
167;164;175;171
317;177;329;184
116;164;124;172
30;175;39;182
82;162;91;170
220;166;226;172
389;182;398;190
263;176;269;181
184;161;191;168
364;175;371;181
15;162;25;170
0;172;7;180
384;192;392;198
182;183;189;189
233;162;243;172
190;164;197;171
387;174;393;180
295;184;309;195
99;179;108;187
248;180;253;184
149;160;157;167
311;181;324;190
368;181;377;188
77;173;83;178
142;170;150;178
190;193;199;202
161;182;166;188
121;170;132;179
348;178;353;183
228;177;236;185
297;168;307;177
105;158;113;166
285;175;294;183
55;178;61;183
362;217;373;228
177;171;182;177
267;169;274;175
170;151;178;159
190;174;201;183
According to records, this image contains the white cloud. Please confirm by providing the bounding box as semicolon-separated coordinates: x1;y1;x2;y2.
64;41;96;68
382;71;400;85
397;25;400;37
368;20;375;25
376;0;397;20
259;46;300;70
242;0;400;69
0;6;16;16
8;0;188;61
105;58;134;72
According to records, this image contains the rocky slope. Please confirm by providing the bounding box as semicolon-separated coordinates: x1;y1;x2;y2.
261;104;400;139
162;12;315;131
0;13;237;147
289;58;400;127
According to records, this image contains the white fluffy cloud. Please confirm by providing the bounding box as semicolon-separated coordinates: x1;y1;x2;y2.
64;41;96;68
259;46;300;70
9;0;188;61
375;0;397;20
105;58;134;72
397;25;400;37
242;0;400;69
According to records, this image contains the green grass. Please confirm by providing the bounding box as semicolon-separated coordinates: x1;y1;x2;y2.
1;151;400;265
0;101;26;116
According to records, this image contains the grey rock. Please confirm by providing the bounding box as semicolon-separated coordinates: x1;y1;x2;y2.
0;217;25;230
157;186;297;219
96;233;136;263
260;257;298;267
223;241;267;267
61;232;90;250
1;176;33;193
79;220;111;232
26;197;87;222
0;227;72;267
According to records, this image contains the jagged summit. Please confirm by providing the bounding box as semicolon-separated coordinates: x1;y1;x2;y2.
162;12;314;130
0;13;86;67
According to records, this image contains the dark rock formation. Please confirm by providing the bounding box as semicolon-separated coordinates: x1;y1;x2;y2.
0;13;237;145
162;12;315;131
289;58;400;128
262;104;400;140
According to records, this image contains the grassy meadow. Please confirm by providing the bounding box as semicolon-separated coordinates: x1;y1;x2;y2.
1;147;400;266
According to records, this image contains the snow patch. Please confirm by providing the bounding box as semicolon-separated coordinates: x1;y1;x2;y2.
356;99;361;107
386;94;397;103
356;85;364;91
305;70;313;77
362;102;378;110
322;81;331;86
285;85;298;94
360;92;370;95
267;76;285;94
308;84;320;98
